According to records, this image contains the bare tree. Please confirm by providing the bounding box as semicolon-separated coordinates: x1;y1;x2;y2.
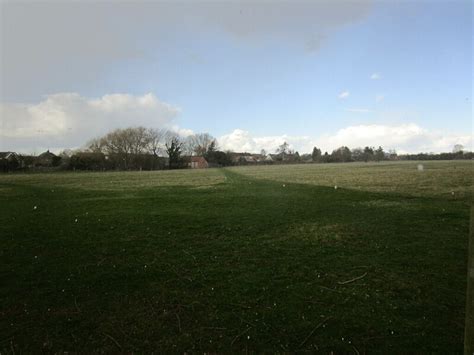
87;137;105;153
187;133;217;156
98;127;151;169
129;126;150;155
147;128;167;156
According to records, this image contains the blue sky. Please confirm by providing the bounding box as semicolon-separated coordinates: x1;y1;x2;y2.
1;0;472;154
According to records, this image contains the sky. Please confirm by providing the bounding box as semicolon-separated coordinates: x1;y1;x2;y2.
0;0;472;155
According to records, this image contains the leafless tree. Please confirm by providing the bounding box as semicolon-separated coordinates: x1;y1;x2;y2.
147;128;167;156
129;126;150;155
186;133;217;156
87;137;105;153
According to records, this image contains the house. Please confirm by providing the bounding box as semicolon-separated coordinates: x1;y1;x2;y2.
187;156;209;169
264;155;274;162
0;152;20;172
229;153;261;165
241;155;257;164
229;153;246;164
0;152;19;162
251;154;266;162
270;152;299;162
35;150;60;167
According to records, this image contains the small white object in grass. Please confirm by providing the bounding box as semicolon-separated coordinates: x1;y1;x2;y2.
334;185;338;190
74;218;78;223
451;191;455;195
34;255;38;259
33;206;37;210
247;335;250;340
417;164;424;171
282;184;286;187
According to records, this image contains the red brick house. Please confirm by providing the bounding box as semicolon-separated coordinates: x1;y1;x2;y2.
187;156;209;169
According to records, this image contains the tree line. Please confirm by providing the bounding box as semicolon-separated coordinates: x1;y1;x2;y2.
1;126;472;172
63;127;229;170
63;128;473;170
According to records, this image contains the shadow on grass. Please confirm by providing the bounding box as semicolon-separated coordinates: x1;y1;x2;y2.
0;168;469;353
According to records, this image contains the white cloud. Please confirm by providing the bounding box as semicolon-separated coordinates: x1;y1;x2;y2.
218;124;473;154
370;72;381;80
375;94;384;103
218;129;311;153
170;125;195;137
2;93;471;156
0;92;181;152
316;124;473;153
345;108;373;113
338;91;350;99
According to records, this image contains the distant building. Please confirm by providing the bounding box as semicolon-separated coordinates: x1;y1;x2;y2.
187;156;209;169
0;152;18;161
241;155;256;164
251;154;266;162
228;152;275;165
229;153;247;164
0;152;20;172
35;150;60;167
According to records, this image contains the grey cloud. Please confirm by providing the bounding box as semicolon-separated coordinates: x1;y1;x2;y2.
1;1;373;101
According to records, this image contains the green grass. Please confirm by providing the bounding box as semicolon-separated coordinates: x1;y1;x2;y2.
0;161;472;352
231;160;473;200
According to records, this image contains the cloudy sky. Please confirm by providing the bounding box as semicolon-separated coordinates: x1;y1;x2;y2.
0;0;472;154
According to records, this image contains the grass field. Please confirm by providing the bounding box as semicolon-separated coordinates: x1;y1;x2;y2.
1;161;472;352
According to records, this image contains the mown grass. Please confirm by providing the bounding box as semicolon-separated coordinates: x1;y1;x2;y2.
232;160;474;200
0;161;471;353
